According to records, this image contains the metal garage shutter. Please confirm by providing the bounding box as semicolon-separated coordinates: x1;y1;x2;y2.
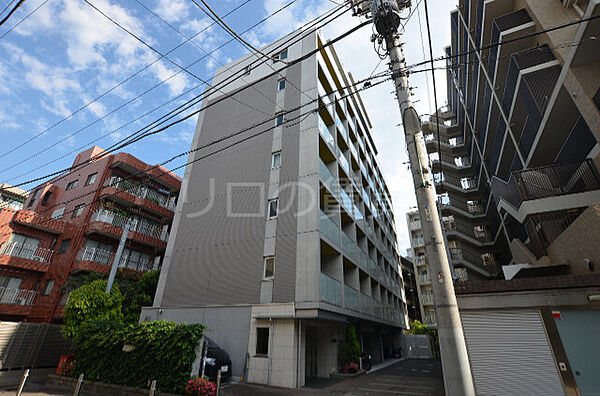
461;310;565;396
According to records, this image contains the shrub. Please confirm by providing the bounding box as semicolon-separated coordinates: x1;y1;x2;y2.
70;320;205;394
62;279;123;339
186;377;216;396
341;326;361;365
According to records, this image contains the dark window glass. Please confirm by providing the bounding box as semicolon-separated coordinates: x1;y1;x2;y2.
256;327;269;355
85;173;97;186
57;239;71;254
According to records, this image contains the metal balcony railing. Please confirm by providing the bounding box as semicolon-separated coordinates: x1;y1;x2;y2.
421;294;434;305
77;247;114;265
90;210;167;241
104;178;173;210
0;241;53;263
418;274;431;284
0;287;36;305
491;159;600;209
120;255;153;272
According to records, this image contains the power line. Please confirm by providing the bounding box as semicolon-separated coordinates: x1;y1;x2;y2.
0;0;46;39
0;0;17;18
0;0;253;160
0;72;391;239
2;6;354;191
0;0;25;26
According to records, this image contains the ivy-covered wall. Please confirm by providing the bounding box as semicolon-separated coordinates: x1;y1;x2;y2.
70;320;204;394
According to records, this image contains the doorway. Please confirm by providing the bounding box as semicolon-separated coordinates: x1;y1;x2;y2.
305;326;317;378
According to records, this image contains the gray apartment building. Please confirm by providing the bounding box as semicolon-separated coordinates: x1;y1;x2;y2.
421;0;600;281
142;28;408;388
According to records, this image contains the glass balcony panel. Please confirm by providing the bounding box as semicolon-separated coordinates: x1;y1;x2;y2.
360;293;372;315
335;112;348;142
319;210;339;246
344;285;359;311
341;231;356;261
318;116;335;151
320;273;341;306
337;148;350;176
319;159;337;196
339;188;354;217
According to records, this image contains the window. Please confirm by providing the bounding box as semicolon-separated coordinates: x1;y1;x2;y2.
243;65;251;75
275;113;284;126
51;207;65;219
66;180;78;190
271;152;281;169
256;327;269;356
0;276;22;303
267;198;279;219
41;191;52;206
264;256;274;279
41;279;54;295
85;173;97;186
7;234;41;259
82;239;114;264
120;248;151;271
57;239;71;254
278;79;286;91
276;49;288;61
72;204;85;218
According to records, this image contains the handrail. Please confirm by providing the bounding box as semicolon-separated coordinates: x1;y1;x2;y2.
0;241;53;263
0;287;36;305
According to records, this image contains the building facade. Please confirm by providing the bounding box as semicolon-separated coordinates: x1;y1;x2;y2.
0;184;28;211
424;0;600;280
399;255;421;323
144;28;408;387
0;146;181;322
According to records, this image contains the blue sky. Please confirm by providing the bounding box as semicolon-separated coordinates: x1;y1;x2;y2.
0;0;455;252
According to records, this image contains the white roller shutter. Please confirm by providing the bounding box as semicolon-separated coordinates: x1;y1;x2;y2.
461;310;565;396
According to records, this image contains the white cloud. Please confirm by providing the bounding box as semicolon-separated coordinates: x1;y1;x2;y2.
155;0;189;24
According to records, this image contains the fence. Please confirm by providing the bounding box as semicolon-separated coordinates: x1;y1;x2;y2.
0;241;53;263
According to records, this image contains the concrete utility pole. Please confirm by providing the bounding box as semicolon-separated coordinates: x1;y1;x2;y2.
106;222;130;293
350;1;476;394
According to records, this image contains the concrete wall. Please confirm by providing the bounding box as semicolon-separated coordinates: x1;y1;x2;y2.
140;305;252;377
547;203;600;273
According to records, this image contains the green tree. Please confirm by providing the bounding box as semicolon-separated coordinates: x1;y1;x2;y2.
63;279;124;339
407;320;431;335
341;326;361;364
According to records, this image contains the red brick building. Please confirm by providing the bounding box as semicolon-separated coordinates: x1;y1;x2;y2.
0;146;181;323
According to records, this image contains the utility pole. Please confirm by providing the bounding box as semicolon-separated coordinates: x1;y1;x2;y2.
350;1;475;394
106;222;130;293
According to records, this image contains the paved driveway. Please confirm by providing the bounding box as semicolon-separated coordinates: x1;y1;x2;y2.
222;359;444;395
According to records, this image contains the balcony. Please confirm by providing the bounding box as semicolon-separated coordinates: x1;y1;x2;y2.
319;210;339;246
87;210;168;249
103;178;175;217
360;293;372;315
320;273;341;306
110;152;181;190
72;247;114;273
11;210;64;234
0;241;53;272
318;117;335;152
491;159;600;209
414;256;427;266
412;238;425;248
335;112;347;143
341;231;356;261
337;148;350;177
343;285;359;311
418;274;431;284
0;287;36;306
421;294;434;305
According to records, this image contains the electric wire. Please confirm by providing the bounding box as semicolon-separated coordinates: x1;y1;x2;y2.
1;6;355;191
0;0;17;18
0;72;391;239
0;0;25;26
0;0;44;39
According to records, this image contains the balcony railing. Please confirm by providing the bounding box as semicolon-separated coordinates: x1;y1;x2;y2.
415;256;427;266
318;117;335;151
0;287;36;306
341;231;356;261
319;210;339;245
418;274;431;284
421;294;434;305
120;255;153;272
344;285;359;311
77;247;114;265
0;241;53;263
491;159;600;209
104;178;173;210
90;210;167;241
320;273;341;306
360;293;372;315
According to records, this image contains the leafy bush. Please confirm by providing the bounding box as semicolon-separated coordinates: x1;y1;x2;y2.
62;279;123;339
341;326;361;365
186;377;216;396
70;320;205;394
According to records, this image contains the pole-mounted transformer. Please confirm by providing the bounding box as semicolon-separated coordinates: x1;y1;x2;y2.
348;1;476;395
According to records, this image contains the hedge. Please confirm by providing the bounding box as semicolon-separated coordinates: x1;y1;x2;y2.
70;320;205;394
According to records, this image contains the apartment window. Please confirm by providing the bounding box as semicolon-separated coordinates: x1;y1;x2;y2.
271;152;281;169
85;173;97;186
41;279;54;295
275;113;284;126
264;256;274;279
41;191;52;206
51;207;65;219
243;65;251;76
0;276;22;303
66;180;78;191
72;204;85;218
278;79;286;91
256;327;269;356
276;49;288;61
267;198;279;219
57;239;71;254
